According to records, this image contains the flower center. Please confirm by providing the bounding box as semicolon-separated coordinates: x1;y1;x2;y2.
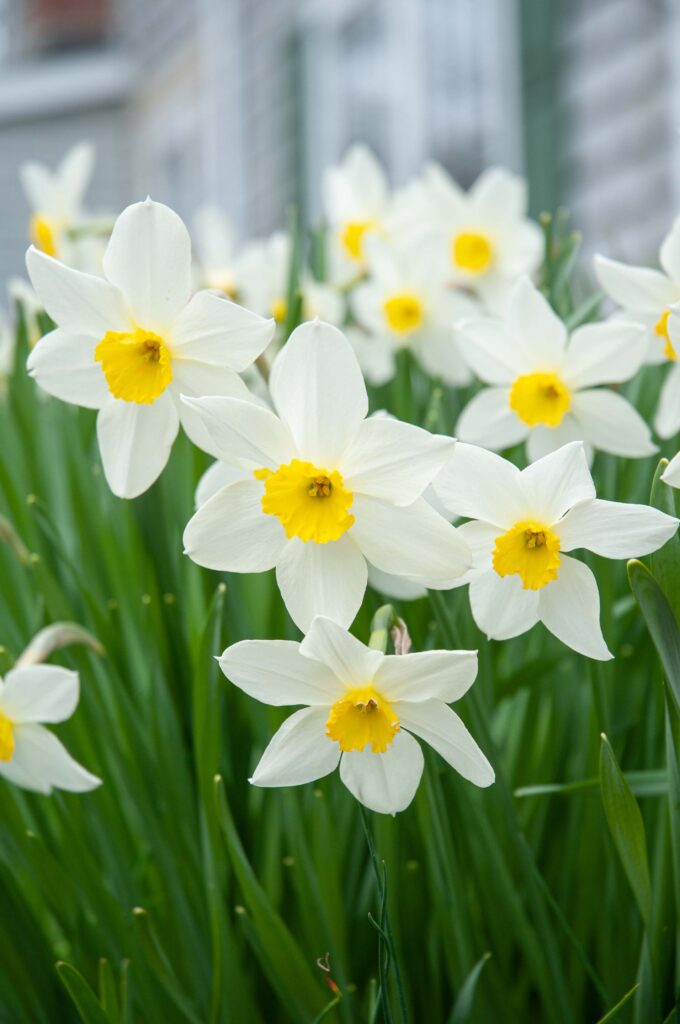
383;292;424;334
493;520;561;590
0;712;15;761
255;459;355;544
30;214;59;258
509;371;571;427
95;327;173;404
655;309;676;361
270;297;288;323
452;232;493;273
341;220;376;262
326;686;400;753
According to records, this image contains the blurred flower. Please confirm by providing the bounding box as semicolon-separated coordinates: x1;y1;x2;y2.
0;664;100;794
393;165;543;307
0;310;15;396
20;142;97;265
322;144;391;282
661;451;680;489
351;237;479;385
434;441;677;659
183;320;470;631
192;204;240;296
26;198;274;498
455;277;654;461
8;276;43;348
220;615;493;814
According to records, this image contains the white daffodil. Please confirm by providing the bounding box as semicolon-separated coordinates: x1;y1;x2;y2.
393;164;543;307
0;664;100;794
183;320;471;631
350;238;479;386
238;231;344;328
322;144;391;282
220;615;493;814
455;277;654;462
20;142;97;265
433;441;677;660
26;198;274;499
192;204;241;297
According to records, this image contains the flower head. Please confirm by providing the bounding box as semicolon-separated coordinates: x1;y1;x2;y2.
0;665;100;794
322;145;391;281
26;198;275;498
434;441;678;659
220;616;493;814
20;142;96;265
455;277;654;462
183;320;471;631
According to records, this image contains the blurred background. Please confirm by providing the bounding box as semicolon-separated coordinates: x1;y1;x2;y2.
0;0;678;283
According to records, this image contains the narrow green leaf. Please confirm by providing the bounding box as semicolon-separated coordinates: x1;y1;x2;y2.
599;735;652;927
593;982;640;1024
97;960;119;1019
56;962;112;1024
449;952;491;1024
649;459;680;622
628;559;680;712
514;770;667;800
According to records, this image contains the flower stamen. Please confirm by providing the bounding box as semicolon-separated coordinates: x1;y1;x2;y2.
255;459;354;544
509;371;571;427
493;520;561;590
326;686;399;753
95;327;173;404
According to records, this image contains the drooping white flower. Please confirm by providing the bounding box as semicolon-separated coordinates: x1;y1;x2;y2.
433;441;678;660
192;204;241;297
26;198;274;498
322;144;391;282
455;277;654;462
20;142;98;266
183;320;471;631
350;237;479;385
0;664;100;794
220;615;493;814
392;164;543;307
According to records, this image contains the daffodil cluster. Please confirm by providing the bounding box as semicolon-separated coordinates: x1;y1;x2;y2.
5;140;680;817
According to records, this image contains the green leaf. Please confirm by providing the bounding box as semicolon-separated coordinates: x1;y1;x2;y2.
56;962;112;1024
628;559;680;712
593;981;640;1023
649;458;680;622
599;734;652;927
514;770;667;800
97;960;119;1019
449;952;491;1024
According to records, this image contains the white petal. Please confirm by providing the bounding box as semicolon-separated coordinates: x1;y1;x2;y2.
173;367;256;456
183;478;286;571
654;362;680;439
525;417;587;463
195;461;246;508
299;616;383;686
340;418;454;506
26;247;128;337
103;200;191;328
456;388;528;450
456;521;497;574
469;570;540;640
470;166;526;220
661;450;680;489
519;441;595;523
339;731;424;814
556;498;677;557
367;564;427;601
250;707;340;787
660;219;680;282
269;321;368;465
375;650;477;704
219;639;340;705
27;329;108;409
12;724;101;792
96;394;179;499
276;535;368;632
171;291;274;371
58;141;94;211
433;441;524;526
571;389;657;458
455;318;519;384
0;666;79;724
0;750;49;792
351;495;470;581
399;701;494;787
564;321;647;388
179;396;294;470
538;556;612;660
20;160;55;212
507;277;567;365
593;255;675;311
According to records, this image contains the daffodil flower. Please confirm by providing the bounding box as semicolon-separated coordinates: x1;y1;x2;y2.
393;165;543;306
350;238;479;385
220;615;493;814
322;144;391;281
455;277;654;462
183;320;471;631
0;665;100;794
433;441;678;660
20;142;97;265
26;198;275;498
